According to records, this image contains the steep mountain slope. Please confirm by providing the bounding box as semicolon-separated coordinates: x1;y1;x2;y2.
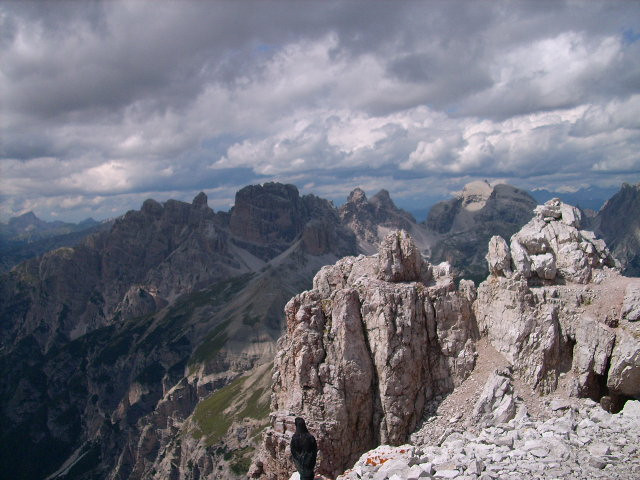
592;182;640;276
0;183;357;480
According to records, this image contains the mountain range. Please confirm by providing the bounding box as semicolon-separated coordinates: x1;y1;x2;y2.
0;213;111;273
0;181;638;479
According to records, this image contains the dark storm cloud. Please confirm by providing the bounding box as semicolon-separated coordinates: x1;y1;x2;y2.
1;0;639;221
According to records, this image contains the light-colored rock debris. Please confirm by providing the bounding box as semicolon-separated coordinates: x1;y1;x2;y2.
336;399;640;480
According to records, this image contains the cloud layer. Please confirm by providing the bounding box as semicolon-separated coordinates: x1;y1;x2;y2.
1;0;639;221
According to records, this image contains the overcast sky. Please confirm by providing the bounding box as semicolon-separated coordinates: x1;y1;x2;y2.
1;0;639;222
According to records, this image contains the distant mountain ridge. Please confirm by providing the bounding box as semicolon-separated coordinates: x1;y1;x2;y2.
530;185;619;211
592;183;640;276
0;211;99;240
0;212;109;272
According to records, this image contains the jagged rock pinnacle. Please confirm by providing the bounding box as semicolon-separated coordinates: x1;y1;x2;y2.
192;191;208;208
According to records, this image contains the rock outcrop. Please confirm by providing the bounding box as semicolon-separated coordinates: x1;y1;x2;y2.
472;368;517;426
253;231;477;479
475;198;640;403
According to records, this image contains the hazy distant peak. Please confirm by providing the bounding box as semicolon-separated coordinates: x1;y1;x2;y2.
346;187;368;204
459;180;494;211
8;211;40;227
192;192;208;208
370;189;394;208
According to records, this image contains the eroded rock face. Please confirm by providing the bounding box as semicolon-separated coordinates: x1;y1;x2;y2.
476;199;640;402
508;198;615;284
339;188;419;254
229;183;356;261
117;285;166;320
254;231;477;479
472;368;517;426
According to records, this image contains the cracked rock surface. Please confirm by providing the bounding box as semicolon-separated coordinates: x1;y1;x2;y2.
253;231;477;479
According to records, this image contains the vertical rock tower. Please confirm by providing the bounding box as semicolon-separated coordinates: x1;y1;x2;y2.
252;231;478;479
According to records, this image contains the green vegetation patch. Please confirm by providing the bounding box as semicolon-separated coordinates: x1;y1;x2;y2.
191;368;270;448
189;319;231;366
192;375;247;445
238;387;270;420
230;447;254;475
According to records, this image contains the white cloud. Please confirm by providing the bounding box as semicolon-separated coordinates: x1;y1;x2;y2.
1;1;639;222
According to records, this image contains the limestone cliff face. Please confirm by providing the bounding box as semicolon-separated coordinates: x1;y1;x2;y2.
476;198;640;403
229;183;353;261
253;231;477;479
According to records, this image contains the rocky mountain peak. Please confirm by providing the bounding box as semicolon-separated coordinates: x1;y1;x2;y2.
459;180;493;211
346;187;368;205
253;230;477;478
370;188;392;208
229;183;305;250
339;189;418;253
192;191;208;208
140;198;164;217
486;198;616;284
7;211;41;229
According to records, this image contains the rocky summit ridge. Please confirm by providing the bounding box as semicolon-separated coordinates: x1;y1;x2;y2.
252;197;640;480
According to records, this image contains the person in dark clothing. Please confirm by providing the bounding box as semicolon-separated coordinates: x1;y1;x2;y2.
290;417;317;480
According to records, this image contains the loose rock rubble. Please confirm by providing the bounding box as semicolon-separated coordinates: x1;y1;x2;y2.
335;398;640;480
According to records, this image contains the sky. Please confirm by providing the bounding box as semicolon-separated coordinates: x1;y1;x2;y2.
1;0;639;222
